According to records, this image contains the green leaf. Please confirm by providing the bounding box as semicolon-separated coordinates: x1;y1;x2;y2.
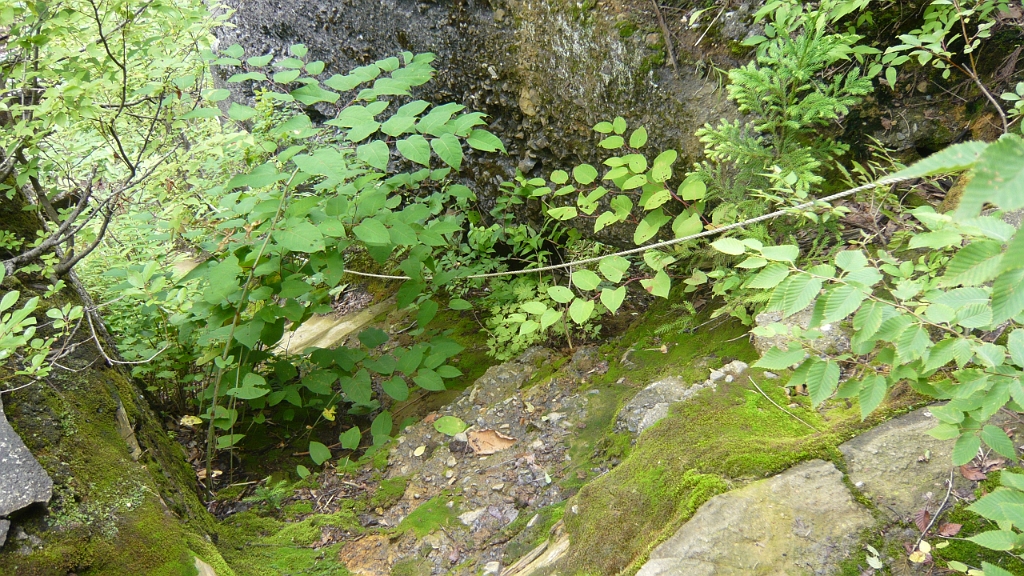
895;325;931;364
1008;329;1024;367
417;299;439;327
629;126;648;148
760;245;800;263
953;433;981;465
612;116;627;134
634;209;670;244
431;133;464;170
521;301;548;315
449;299;472;311
413;369;446;391
356;140;390;170
548;286;575;303
569;298;595;325
890;141;987;179
941;240;1003;287
651;150;677;182
967;531;1018;551
275;221;326;253
309;441;332;465
753;345;805;370
572;270;602;291
371;411;393;443
217;434;245;449
574;164;599;185
836;250;868;271
296;465;311;479
982;425;1017;460
957;136;1024;218
540;309;562;330
382;377;409;401
909;229;963;249
397;135;431;166
599;135;624;149
711;238;746;255
643;270;671;298
359;327;389;348
339;427;361;450
672;212;702;239
748;263;790;289
806;359;840;405
547;206;578;220
601;287;626;313
594;121;613;134
433;416;468;436
466;129;506;153
353;218;392;246
678;175;706;201
599;255;630;283
992;268;1024;324
228;103;257;121
981;562;1018;576
858;375;887;420
777;274;823;317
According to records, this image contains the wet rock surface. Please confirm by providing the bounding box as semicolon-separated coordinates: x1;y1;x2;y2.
840;407;974;519
637;459;874;576
0;397;53;545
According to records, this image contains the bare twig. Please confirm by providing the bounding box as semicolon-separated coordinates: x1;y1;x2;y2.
652;2;679;75
915;468;955;549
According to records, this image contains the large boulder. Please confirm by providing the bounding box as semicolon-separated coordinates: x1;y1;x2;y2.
636;459;873;576
0;397;52;547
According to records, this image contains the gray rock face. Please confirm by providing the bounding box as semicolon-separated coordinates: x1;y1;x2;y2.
0;397;53;544
840;407;970;518
637;460;873;576
0;519;8;547
753;307;851;357
615;377;703;436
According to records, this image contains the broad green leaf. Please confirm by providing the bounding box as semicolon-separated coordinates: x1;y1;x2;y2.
836;250;868;271
612;116;627;134
599;135;624;149
228;103;257;121
371;411;393;443
414;369;446;391
753;345;805;370
217;434;245;449
650;150;677;182
572;270;602;291
594;121;613;133
600;255;630;283
417;299;439;327
521;301;548;315
678;175;706;201
629;126;648;148
982;425;1017;460
449;299;472;310
548;285;575;303
540;308;562;330
992;267;1024;324
908;229;962;249
890;141;987;179
634;209;670;244
760;245;800;263
1009;329;1024;367
397;135;431;166
672;212;702;239
339;427;361;450
748;263;790;289
574;164;599;185
358;327;389;348
431;133;464;169
309;441;332;465
569;298;595;324
434;416;469;436
274;220;325;253
952;433;981;465
824;284;867;323
642;270;671;298
858;375;887;420
353;218;391;246
711;238;746;255
941;240;1003;287
547;206;578;220
382;377;409;401
737;257;768;269
776;274;823;318
981;562;1017;576
957;136;1024;218
601;287;626;313
806;359;840;405
966;531;1018;551
895;325;930;364
356;140;390;170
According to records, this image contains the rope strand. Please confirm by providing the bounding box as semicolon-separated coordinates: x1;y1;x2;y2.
343;175;914;282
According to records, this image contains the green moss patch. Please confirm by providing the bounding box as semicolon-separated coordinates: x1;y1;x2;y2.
396;494;461;538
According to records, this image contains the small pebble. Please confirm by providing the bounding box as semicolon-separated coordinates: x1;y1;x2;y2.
764;371;778;379
492;483;505;491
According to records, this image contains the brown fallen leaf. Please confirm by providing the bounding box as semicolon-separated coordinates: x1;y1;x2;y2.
960;464;988;481
938;522;962;537
467;429;516;455
914;509;932;533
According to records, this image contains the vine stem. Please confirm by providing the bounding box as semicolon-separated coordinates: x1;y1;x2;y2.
204;167;299;490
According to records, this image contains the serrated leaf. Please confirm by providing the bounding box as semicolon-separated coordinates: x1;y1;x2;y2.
275;221;326;253
748;263;790;289
858;375;887;420
806;359;840;405
760;245;800;263
957;136;1024;218
992;268;1024;324
352;218;391;246
836;250;868;271
967;530;1018;551
711;238;746;255
982;425;1017;460
753;346;806;370
777;274;823;317
941;240;1003;287
891;141;988;179
823;284;868;323
953;433;981;466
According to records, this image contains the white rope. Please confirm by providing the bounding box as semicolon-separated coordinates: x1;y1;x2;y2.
343;174;916;281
